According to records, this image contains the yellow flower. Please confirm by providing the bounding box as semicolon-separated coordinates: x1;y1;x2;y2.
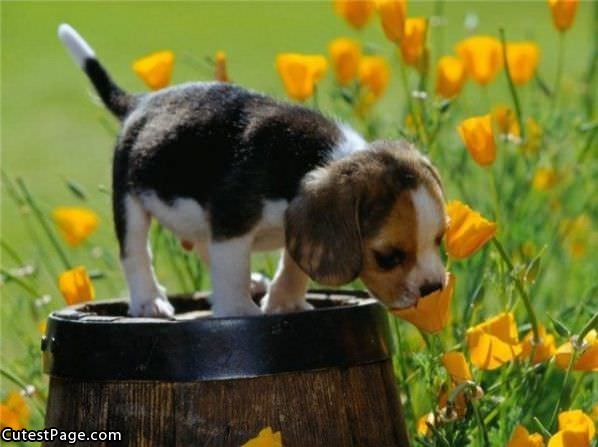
506;42;540;85
400;18;427;66
519;324;557;364
52;206;99;247
132;50;175;90
358;55;391;99
548;429;590;447
561;214;593;259
214;50;230;83
533;168;560;191
522;117;544;154
548;409;596;447
445;200;497;260
242;427;283;447
441;351;472;384
276;53;327;102
376;0;407;43
548;0;579;32
58;266;95;305
456;36;503;85
559;410;596;441
328;38;362;86
417;413;432;436
457;114;497;166
508;425;545;447
334;0;376;29
467;312;522;370
492;105;520;137
38;320;47;335
435;56;467;98
0;391;30;430
555;329;598;372
393;273;455;333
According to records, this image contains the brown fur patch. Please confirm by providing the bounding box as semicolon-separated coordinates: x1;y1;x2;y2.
360;191;419;306
285;140;445;293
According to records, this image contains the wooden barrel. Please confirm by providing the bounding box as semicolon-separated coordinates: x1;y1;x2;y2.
42;291;409;446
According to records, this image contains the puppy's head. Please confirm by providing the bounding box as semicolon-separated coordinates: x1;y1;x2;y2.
285;140;446;309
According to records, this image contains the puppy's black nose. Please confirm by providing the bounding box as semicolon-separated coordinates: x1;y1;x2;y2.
419;282;443;297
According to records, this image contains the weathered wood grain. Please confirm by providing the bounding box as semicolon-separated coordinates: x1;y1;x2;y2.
44;361;409;447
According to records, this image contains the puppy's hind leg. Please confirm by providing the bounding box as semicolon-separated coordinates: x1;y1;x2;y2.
118;195;174;318
209;235;262;317
261;250;312;314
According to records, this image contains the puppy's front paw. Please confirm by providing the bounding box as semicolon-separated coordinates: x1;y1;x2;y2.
250;272;270;296
129;297;175;318
261;294;314;314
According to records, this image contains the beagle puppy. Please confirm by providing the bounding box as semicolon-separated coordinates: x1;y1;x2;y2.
58;24;447;318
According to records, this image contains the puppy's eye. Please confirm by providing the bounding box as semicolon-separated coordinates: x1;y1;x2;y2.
374;249;406;270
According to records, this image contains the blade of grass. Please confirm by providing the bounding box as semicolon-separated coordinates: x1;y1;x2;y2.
15;178;72;270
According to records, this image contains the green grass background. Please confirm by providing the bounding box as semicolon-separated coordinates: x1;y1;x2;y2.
1;1;596;441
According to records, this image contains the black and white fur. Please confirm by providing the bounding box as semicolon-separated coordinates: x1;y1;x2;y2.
58;24;446;318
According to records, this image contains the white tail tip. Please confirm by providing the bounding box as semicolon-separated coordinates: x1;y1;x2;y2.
58;23;95;68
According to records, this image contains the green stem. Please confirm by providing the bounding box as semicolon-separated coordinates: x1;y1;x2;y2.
0;239;25;266
392;318;416;424
471;399;490;447
398;58;428;147
0;268;41;297
0;367;46;418
492;238;540;343
499;28;525;140
552;32;566;111
15;178;72;270
578;311;598;340
548;346;577;430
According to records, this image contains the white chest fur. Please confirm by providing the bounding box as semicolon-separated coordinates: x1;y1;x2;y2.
139;192;287;251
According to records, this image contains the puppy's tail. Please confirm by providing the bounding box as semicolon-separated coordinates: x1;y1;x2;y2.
58;24;134;120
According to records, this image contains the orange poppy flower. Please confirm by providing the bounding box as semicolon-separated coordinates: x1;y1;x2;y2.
0;391;29;430
132;50;175;90
555;330;598;372
393;273;455;333
445;200;497;260
506;42;540;85
52;206;99;247
456;36;503;85
215;50;230;83
547;0;579;32
436;56;467;98
548;409;595;447
241;426;283;447
441;351;472;384
329;37;362;86
507;425;545;447
400;18;427;66
467;312;522;370
334;0;376;29
492;105;520;137
376;0;407;43
533;168;560;191
276;53;327;101
519;324;557;364
560;214;593;260
457;114;497;166
58;266;95;305
358;55;391;99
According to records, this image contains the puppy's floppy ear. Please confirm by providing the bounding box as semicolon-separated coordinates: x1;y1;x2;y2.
285;165;363;286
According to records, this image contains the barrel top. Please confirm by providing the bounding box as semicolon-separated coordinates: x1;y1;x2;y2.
43;290;394;381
